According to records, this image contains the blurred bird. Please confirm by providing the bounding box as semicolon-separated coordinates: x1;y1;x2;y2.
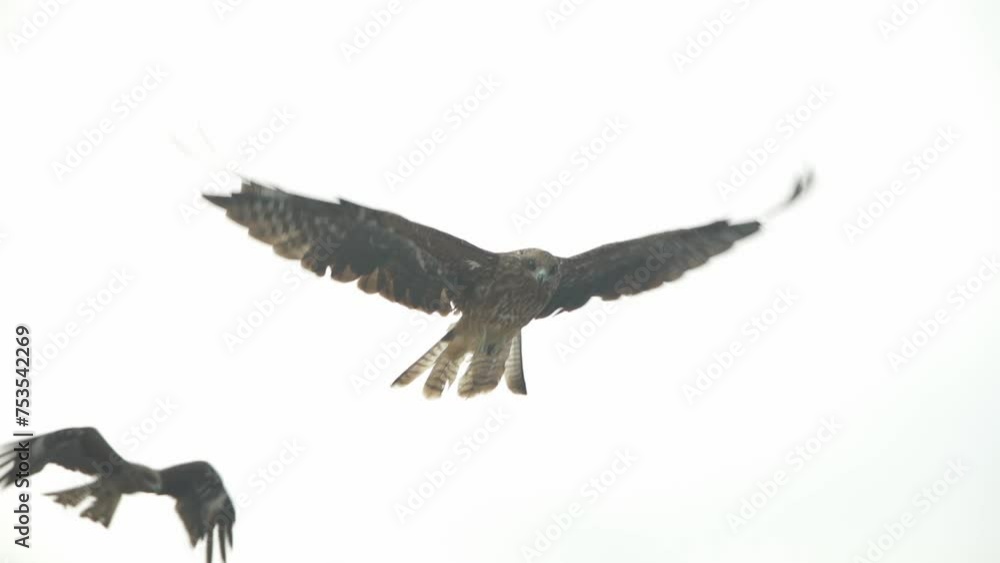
1;427;234;563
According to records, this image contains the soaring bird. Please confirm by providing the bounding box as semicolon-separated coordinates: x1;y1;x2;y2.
1;427;235;563
205;173;812;398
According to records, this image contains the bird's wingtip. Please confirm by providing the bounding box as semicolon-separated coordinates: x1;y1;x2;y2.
202;176;285;207
202;194;230;208
786;169;815;206
761;169;814;221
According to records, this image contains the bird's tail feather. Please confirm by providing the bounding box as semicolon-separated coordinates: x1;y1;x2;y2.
459;338;513;398
391;326;466;398
46;483;96;508
393;328;525;398
392;336;450;388
504;332;527;395
80;492;121;528
47;482;122;528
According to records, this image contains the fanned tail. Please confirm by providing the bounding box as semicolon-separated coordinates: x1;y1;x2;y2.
47;482;121;528
393;327;527;398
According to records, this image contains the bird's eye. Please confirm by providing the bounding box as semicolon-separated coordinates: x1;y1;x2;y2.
525;260;536;271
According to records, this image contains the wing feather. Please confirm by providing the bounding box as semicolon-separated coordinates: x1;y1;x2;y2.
159;461;235;563
205;180;496;315
1;427;122;486
538;174;812;317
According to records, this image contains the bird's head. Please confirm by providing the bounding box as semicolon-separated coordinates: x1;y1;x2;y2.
511;248;562;287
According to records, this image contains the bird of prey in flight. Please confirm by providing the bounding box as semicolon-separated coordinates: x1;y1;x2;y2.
1;427;235;563
205;173;811;398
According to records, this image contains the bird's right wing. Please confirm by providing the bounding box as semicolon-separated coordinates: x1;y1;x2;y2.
537;174;812;318
159;461;235;563
1;427;122;486
205;180;497;315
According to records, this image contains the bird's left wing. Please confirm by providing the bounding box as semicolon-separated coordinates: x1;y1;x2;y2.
1;427;122;486
205;180;496;315
537;174;812;318
158;461;235;563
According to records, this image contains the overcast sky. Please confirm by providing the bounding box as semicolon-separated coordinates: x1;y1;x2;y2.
2;0;999;562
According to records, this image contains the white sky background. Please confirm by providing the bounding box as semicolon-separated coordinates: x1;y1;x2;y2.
2;0;999;562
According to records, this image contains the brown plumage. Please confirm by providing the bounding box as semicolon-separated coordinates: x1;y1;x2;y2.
205;173;812;398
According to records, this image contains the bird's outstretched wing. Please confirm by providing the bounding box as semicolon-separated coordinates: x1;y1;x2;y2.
537;174;813;318
0;427;122;486
159;461;235;563
205;180;497;315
